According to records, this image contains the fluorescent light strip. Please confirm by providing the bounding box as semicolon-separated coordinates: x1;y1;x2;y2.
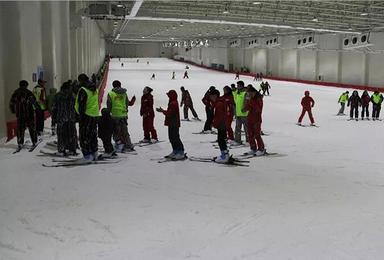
126;16;361;34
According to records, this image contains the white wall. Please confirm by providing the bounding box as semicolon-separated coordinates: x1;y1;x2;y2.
107;42;172;58
298;50;317;81
0;1;106;138
318;52;339;83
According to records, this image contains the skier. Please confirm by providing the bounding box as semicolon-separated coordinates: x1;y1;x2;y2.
51;81;77;156
137;59;139;63
347;90;361;121
121;63;124;67
233;81;248;145
172;71;176;80
243;85;265;155
75;73;99;161
140;86;158;143
180;86;200;121
201;86;216;133
263;81;271;96
253;73;259;81
46;87;57;135
371;90;383;120
150;73;156;80
183;70;189;79
297;90;316;126
260;72;263;80
210;89;229;163
107;80;136;152
33;79;47;136
235;71;240;80
98;108;116;158
361;90;370;120
156;90;185;159
337;91;349;115
9;80;38;151
222;86;234;142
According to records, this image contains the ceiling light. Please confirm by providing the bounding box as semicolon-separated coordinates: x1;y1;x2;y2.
360;12;368;16
312;17;319;22
179;22;184;26
223;10;229;14
240;26;245;30
117;4;123;8
198;33;202;36
170;37;175;40
172;26;176;29
141;36;145;38
253;2;261;4
114;21;118;25
226;27;230;31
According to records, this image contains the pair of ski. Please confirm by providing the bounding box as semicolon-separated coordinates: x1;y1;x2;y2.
13;140;42;154
133;140;164;147
42;157;122;167
152;153;189;163
296;123;319;128
189;155;250;167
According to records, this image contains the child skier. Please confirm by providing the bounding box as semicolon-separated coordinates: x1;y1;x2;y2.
98;108;116;158
183;70;189;79
156;90;185;159
150;73;155;80
371;90;383;120
361;90;370;120
297;90;315;126
140;86;158;143
172;71;176;80
222;86;235;142
337;91;349;115
235;71;240;80
347;90;361;121
9;80;38;151
210;89;229;163
51;81;77;156
243;85;265;155
180;86;200;121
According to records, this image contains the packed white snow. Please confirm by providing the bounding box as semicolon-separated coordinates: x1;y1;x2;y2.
1;58;384;260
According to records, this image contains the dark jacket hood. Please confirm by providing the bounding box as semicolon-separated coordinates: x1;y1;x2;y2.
113;87;127;94
167;90;178;101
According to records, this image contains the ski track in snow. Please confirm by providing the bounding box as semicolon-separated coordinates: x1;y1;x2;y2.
1;58;384;259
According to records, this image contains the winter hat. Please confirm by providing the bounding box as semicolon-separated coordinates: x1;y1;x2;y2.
19;80;28;88
146;86;153;93
237;81;245;87
112;80;121;88
209;86;216;91
78;73;89;82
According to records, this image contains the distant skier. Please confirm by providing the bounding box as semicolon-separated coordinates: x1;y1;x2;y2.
137;59;139;63
172;71;176;80
51;81;77;156
9;80;38;151
98;108;116;158
361;90;370;120
180;86;199;121
185;65;189;69
222;86;235;142
150;73;156;80
235;71;240;80
371;90;383;120
337;91;349;115
201;86;216;133
75;73;99;161
261;81;271;96
33;79;47;136
243;85;265;155
107;80;136;152
210;89;229;163
183;70;189;79
347;90;361;121
253;73;259;81
121;63;124;67
297;90;315;126
233;81;248;144
156;90;185;159
140;86;158;143
147;61;149;65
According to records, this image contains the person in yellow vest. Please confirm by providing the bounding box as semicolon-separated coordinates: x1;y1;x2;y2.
33;79;47;136
371;90;384;120
232;81;248;145
107;80;136;152
75;74;99;161
337;91;349;115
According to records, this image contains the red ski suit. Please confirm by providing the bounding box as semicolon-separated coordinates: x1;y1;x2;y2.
298;95;315;124
140;93;157;140
245;95;264;151
212;97;226;129
162;90;181;127
222;93;234;140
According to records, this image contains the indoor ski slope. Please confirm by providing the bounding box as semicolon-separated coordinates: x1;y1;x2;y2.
1;58;384;260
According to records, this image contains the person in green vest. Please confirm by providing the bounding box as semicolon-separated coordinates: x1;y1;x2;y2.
371;90;384;121
107;80;136;152
337;91;349;115
75;73;99;161
232;80;248;145
33;79;47;136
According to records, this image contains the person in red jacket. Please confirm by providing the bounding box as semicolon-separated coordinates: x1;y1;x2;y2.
156;90;185;159
222;86;235;142
243;85;265;155
210;89;229;163
361;90;370;120
297;90;315;126
140;86;158;143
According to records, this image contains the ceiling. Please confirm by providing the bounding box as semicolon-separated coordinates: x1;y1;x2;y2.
85;1;384;43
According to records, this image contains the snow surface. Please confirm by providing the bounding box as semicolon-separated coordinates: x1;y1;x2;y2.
1;58;384;260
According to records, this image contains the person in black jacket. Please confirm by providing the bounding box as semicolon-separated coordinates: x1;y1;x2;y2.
9;80;38;149
201;86;216;132
51;81;77;155
98;108;116;158
347;90;361;121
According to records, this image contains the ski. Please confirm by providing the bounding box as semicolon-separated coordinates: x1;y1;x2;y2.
157;153;188;163
192;131;217;135
12;146;23;154
213;144;248;149
236;152;285;159
189;156;249;167
42;159;122;168
297;123;319;128
189;155;249;163
135;140;164;147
